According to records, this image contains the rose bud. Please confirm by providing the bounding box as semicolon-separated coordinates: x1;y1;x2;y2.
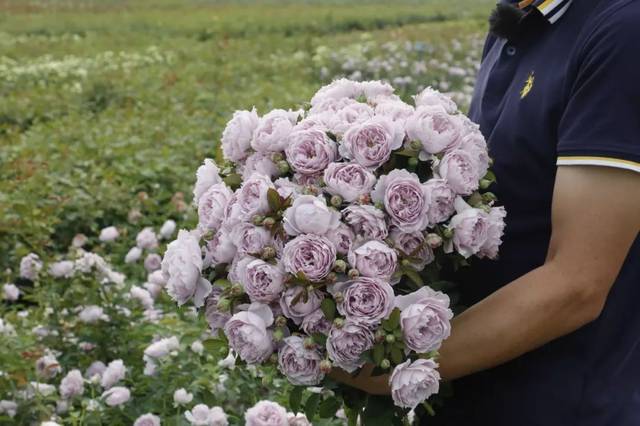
231;284;244;297
375;329;386;343
358;194;371;205
381;359;391;369
253;215;265;226
482;192;498;203
273;328;284;342
303;337;316;350
262;217;276;228
409;140;422;151
333;318;345;328
320;359;332;374
275;316;287;328
479;179;491;190
426;233;443;249
334;291;344;304
348;268;360;279
271;152;284;163
330;195;343;208
269;353;278;364
277;160;290;174
442;228;454;239
326;272;337;283
261;246;276;260
385;334;396;343
334;259;347;274
217;298;231;312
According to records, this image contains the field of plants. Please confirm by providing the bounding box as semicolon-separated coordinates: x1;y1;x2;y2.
0;0;494;424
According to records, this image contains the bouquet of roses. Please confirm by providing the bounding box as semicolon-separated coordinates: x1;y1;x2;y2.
161;79;505;424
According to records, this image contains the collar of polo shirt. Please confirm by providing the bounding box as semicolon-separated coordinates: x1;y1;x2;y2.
532;0;573;24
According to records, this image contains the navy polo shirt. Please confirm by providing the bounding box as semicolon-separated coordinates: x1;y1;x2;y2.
430;0;640;425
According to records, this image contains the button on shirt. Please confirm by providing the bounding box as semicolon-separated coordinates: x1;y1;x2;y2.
430;0;640;425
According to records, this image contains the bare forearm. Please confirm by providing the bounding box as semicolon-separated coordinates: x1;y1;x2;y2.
438;261;605;381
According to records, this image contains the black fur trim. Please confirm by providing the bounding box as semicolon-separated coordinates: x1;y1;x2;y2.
489;3;526;39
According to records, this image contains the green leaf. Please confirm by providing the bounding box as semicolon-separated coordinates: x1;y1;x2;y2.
372;343;384;366
318;397;341;418
312;332;327;346
289;386;303;413
213;278;231;288
201;339;227;354
223;173;242;189
267;188;282;212
404;269;424;287
390;347;403;365
304;393;321;421
320;298;336;321
387;308;401;330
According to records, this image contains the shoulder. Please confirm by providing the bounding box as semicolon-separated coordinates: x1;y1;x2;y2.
584;0;640;45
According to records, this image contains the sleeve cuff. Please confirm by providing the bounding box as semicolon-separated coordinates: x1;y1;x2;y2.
557;156;640;173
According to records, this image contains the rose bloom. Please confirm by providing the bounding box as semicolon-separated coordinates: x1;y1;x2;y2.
198;183;234;232
342;205;388;240
48;260;75;278
301;309;332;335
244;400;289;426
101;359;125;389
274;177;301;199
230;223;273;256
144;253;162;272
406;105;463;158
144;336;179;359
437;149;481;196
102;386;130;407
205;228;237;266
239;152;279;180
159;219;177;240
134;413;161;426
340;116;404;170
413;86;458;114
99;226;119;242
20;253;42;281
375;100;415;123
162;230;212;308
59;369;84;399
136;227;159;250
279;287;324;325
85;361;106;381
325;102;374;136
193;159;222;205
204;286;232;332
173;388;194;406
277;336;325;386
35;354;61;378
361;80;396;102
478;206;507;259
242;259;285;303
78;305;106;324
0;400;17;418
371;169;430;232
449;201;489;258
224;304;274;364
285;128;337;175
348;240;398;281
282;234;336;282
310;78;362;106
336;276;395;324
395;286;452;353
185;404;228;426
389;359;440;409
325;222;355;256
423;178;456;226
459;129;490;179
283;195;340;236
125;247;143;264
237;173;275;220
323;162;377;203
326;319;375;372
252;109;301;153
2;283;19;302
389;229;434;270
222;108;259;162
287;413;312;426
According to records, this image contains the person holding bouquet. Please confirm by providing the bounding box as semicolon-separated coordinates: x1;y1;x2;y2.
333;1;640;425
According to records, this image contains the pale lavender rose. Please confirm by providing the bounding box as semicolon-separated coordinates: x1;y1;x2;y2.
294;115;329;132
159;219;177;240
326;102;375;135
371;169;429;232
283;195;340;236
437;149;481;196
413;86;458;114
282;234;336;282
237;173;275;220
162;230;212;308
130;286;154;308
326;319;375;372
228;256;255;286
274;177;301;199
336;277;395;324
287;413;312;426
348;240;397;281
240;152;280;181
277;336;324;386
35;354;61;378
389;229;434;269
243;259;286;303
78;305;107;324
186;404;228;426
325;222;355;256
71;233;88;248
222;108;260;162
134;413;161;426
144;253;162;272
148;270;167;286
173;388;193;406
205;228;236;267
448;200;489;258
125;247;143;264
423;179;456;226
2;283;20;302
394;286;452;353
342;205;388;240
60;369;84;399
406;105;463;158
144;336;179;359
340;116;404;170
101;359;125;389
252;109;302;153
20;253;42;280
0;400;17;418
221;193;242;230
301;309;332;335
198;183;234;232
224;304;274;364
85;361;106;381
375;100;415;123
102;386;130;407
285;129;337;175
361;80;395;102
389;359;440;409
136;227;159;250
48;260;75;278
323;162;377;203
99;226;119;242
204;286;232;332
459;129;490;179
293;173;323;187
308;97;358;117
193;159;222;205
245;400;288;426
231;223;273;256
478;206;506;259
310;79;362;106
280;287;324;325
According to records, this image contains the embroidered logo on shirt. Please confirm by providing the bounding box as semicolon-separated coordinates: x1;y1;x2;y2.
520;72;535;99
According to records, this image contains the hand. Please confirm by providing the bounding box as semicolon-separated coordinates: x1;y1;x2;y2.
328;363;391;396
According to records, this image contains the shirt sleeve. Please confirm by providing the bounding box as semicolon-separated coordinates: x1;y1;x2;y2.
556;5;640;174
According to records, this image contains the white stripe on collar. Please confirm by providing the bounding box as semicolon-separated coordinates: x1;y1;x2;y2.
534;0;573;24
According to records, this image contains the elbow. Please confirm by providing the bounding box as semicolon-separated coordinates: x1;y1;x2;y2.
564;273;612;325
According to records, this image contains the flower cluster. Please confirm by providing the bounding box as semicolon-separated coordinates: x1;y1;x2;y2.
163;80;505;415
